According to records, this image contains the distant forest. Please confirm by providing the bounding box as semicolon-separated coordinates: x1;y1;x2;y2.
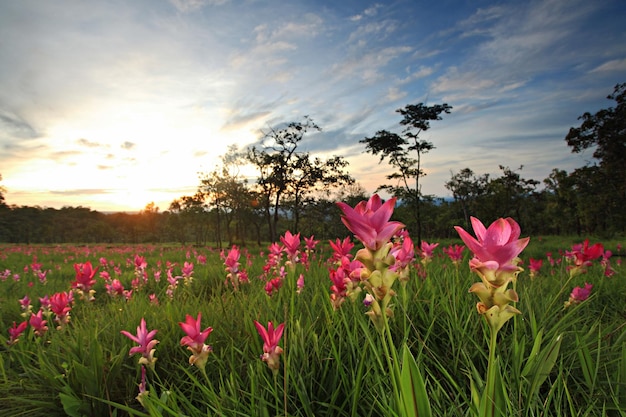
0;83;624;245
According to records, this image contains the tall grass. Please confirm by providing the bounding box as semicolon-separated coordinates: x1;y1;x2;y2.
0;235;624;416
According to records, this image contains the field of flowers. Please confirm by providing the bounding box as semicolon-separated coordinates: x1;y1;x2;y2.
1;195;625;417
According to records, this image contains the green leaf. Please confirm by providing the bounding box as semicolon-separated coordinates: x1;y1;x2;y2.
400;344;432;417
528;334;562;399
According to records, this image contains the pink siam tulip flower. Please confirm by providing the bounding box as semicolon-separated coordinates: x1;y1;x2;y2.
254;321;285;372
390;235;415;284
177;262;194;286
304;235;319;252
566;240;604;277
528;258;543;279
419;240;439;265
280;231;301;266
443;244;465;266
328;237;355;264
197;254;207;265
454;217;530;288
565;282;593;307
224;246;248;289
7;321;28;346
106;279;125;296
455;217;529;333
134;255;147;270
336;194;405;251
72;261;98;300
296;274;305;294
50;291;72;329
29;310;49;337
179;312;213;370
19;295;33;318
121;318;159;369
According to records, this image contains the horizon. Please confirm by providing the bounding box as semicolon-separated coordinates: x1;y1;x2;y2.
1;0;624;212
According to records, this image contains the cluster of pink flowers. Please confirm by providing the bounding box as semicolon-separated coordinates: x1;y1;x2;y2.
258;232;316;297
222;246;249;290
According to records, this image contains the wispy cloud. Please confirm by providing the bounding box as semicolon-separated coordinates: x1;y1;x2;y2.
590;58;626;73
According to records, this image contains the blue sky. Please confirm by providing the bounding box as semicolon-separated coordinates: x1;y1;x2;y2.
0;0;624;212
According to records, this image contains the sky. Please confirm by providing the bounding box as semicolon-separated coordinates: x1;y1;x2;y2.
1;0;625;212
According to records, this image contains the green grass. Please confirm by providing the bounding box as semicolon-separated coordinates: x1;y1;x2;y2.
0;235;624;416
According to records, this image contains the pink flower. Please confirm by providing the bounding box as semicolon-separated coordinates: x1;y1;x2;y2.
179;313;213;369
296;274;305;294
254;321;285;372
455;217;529;287
280;231;301;264
50;291;72;328
565;282;593;307
566;240;604;277
328;237;354;263
72;261;98;300
7;321;28;345
336;194;405;251
120;318;159;369
29;310;49;337
528;258;543;278
134;255;147;270
443;244;465;265
304;235;319;252
390;236;415;282
419;240;439;264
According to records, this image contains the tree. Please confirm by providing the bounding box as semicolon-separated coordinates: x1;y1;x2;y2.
360;102;452;244
445;168;490;229
565;82;626;232
247;116;353;241
199;146;255;247
0;174;7;208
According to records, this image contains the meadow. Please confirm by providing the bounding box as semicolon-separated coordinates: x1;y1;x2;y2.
1;198;625;417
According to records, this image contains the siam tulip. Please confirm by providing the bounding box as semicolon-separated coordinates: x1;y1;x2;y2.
328;237;355;265
528;258;543;279
7;321;28;346
336;194;405;330
564;282;593;308
254;321;285;373
455;217;529;333
419;240;439;265
336;194;404;252
224;246;249;290
443;244;465;267
50;291;73;329
389;235;415;285
566;240;604;278
19;295;33;318
29;310;49;337
72;261;98;301
180;262;194;285
296;274;305;294
120;318;159;370
106;279;125;297
36;270;48;285
179;313;213;370
280;231;301;269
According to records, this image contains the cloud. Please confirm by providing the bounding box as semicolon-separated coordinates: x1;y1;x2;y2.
350;4;383;22
121;141;136;150
590;58;626;73
0;109;39;140
77;138;105;148
168;0;229;13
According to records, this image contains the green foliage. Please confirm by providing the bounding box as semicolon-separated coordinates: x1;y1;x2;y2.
0;237;624;416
